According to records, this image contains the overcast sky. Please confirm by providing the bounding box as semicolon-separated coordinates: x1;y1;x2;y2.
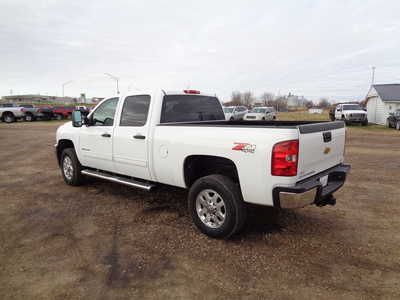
1;0;399;102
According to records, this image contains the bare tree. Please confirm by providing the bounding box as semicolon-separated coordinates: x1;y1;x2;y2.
304;100;314;109
230;91;242;106
242;91;255;108
318;98;330;109
260;92;275;106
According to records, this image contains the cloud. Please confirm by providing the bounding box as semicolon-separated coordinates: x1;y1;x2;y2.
0;0;399;101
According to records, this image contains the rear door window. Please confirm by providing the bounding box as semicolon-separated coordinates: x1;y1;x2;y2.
120;95;151;126
161;95;225;123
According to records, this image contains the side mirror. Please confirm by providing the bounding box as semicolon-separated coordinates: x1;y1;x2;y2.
72;110;83;127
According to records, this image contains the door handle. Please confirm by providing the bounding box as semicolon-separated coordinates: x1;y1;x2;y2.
101;133;111;137
133;134;146;140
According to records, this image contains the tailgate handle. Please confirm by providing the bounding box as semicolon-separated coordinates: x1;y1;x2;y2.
323;132;332;143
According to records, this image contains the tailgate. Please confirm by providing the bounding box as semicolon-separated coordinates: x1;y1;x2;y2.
297;122;345;180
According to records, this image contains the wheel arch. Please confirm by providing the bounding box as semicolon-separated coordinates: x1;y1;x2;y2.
56;139;76;166
183;155;240;188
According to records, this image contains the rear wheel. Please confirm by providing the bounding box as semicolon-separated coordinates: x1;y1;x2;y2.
60;148;85;186
188;175;246;238
56;114;63;120
362;119;368;126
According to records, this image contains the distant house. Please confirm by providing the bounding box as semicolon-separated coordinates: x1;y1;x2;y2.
308;108;323;114
366;84;400;125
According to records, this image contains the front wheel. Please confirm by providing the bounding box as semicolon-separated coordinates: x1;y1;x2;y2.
188;175;247;238
60;148;85;186
3;113;15;123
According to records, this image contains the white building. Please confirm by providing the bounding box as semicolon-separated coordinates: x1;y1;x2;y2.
366;84;400;125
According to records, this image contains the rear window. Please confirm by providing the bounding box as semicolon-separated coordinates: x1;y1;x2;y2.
161;95;225;123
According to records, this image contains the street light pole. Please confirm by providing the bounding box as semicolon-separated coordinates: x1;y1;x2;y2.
104;73;120;94
62;80;73;97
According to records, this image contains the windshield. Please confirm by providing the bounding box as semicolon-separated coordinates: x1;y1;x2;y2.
161;95;225;123
342;105;363;110
223;107;234;113
251;108;266;113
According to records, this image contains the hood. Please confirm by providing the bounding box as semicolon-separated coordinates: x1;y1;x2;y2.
343;110;367;114
245;113;263;117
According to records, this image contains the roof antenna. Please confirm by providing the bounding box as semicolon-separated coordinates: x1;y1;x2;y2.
371;66;376;85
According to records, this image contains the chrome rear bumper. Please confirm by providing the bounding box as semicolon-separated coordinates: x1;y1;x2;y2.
273;164;351;209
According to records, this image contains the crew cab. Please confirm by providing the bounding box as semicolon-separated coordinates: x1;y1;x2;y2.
331;103;368;125
55;89;351;238
0;103;25;123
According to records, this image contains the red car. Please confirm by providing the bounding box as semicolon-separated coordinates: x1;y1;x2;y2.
52;106;74;120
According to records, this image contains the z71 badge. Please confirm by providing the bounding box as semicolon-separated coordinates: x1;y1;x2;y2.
232;143;256;153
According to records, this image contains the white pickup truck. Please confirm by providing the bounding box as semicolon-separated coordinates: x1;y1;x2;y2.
55;89;350;238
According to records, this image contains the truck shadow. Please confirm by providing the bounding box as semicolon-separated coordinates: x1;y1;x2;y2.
86;180;339;240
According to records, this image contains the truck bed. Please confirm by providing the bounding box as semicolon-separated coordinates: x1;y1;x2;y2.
158;120;345;133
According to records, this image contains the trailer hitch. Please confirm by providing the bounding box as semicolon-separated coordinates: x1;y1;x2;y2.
315;194;336;207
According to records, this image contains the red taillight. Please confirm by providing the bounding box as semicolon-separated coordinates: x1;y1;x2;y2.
183;89;200;94
271;140;299;176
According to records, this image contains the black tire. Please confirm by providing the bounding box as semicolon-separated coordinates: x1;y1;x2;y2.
3;112;15;123
262;117;266;120
188;175;247;238
362;119;368;126
56;114;64;120
25;113;35;122
273;116;276;120
60;148;85;186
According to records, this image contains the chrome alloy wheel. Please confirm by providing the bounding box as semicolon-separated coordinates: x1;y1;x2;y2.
63;156;74;180
196;189;226;229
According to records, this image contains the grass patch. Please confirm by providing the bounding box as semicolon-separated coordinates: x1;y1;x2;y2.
277;111;330;121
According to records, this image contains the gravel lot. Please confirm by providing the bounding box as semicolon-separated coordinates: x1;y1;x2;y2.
1;122;399;299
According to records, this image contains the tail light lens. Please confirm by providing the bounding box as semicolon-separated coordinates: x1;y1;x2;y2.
271;140;299;176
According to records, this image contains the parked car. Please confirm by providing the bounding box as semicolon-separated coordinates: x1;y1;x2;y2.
244;107;276;120
386;110;400;130
55;89;350;238
0;103;25;123
52;106;74;120
75;105;90;116
223;106;248;120
19;104;49;122
330;103;368;125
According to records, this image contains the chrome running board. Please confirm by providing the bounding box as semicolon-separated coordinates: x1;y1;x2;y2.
81;169;155;191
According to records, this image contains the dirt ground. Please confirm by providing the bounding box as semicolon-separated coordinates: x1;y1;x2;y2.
1;121;399;299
